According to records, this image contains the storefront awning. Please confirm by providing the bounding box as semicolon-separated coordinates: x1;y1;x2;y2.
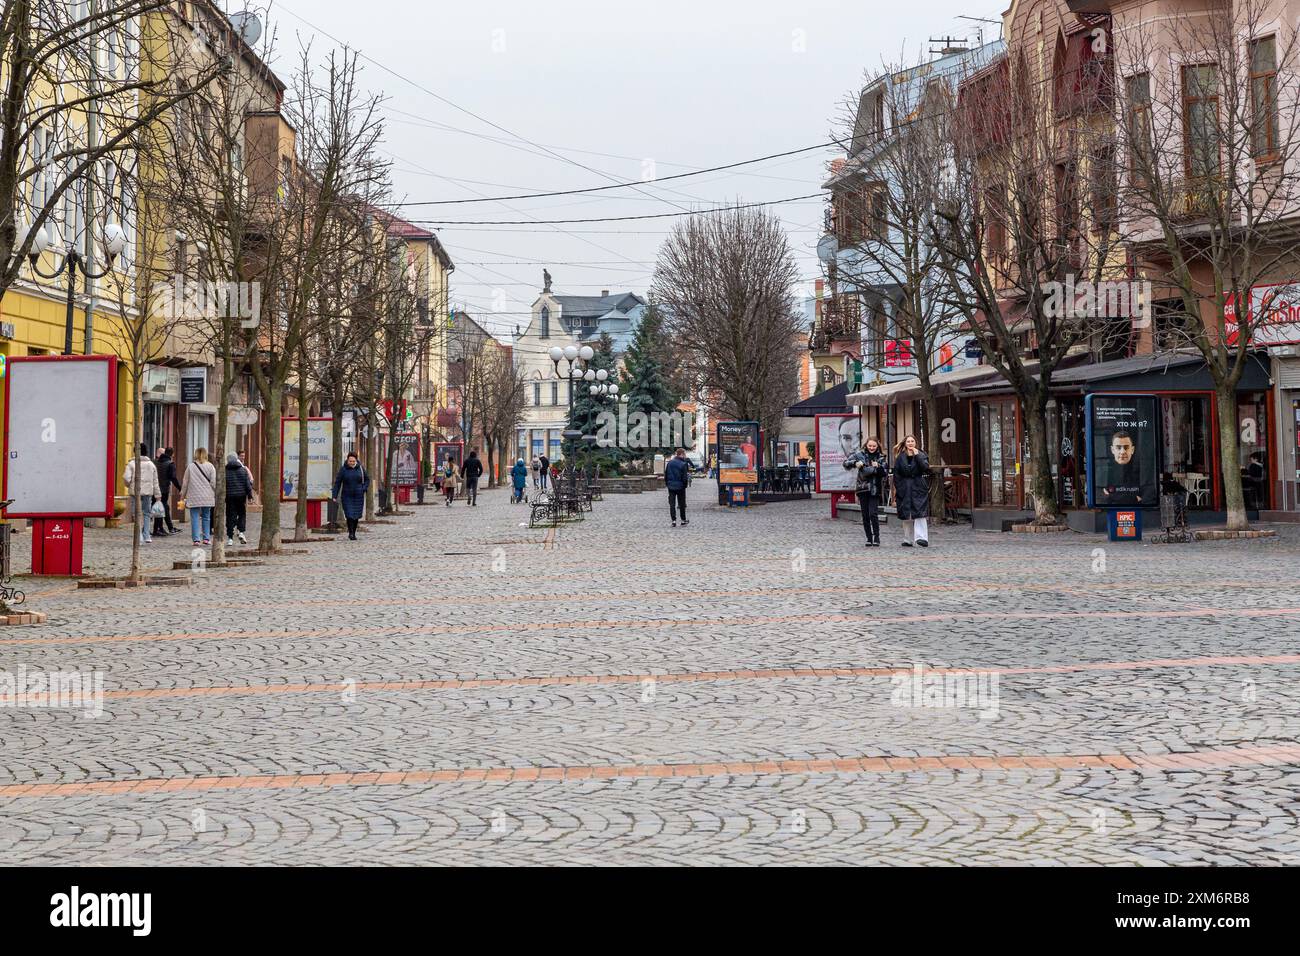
786;381;854;416
959;350;1271;396
848;377;920;406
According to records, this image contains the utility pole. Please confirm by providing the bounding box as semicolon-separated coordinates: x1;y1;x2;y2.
83;0;101;355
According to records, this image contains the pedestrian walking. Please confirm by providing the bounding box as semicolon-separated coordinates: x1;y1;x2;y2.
665;447;691;527
844;436;888;547
332;452;369;540
224;453;256;546
461;450;483;506
441;457;458;505
123;443;162;544
180;447;218;546
153;446;181;536
892;434;931;548
511;458;529;503
531;456;541;489
539;453;550;491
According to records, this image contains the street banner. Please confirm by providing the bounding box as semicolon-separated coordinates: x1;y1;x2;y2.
392;433;420;488
1085;395;1160;509
815;413;861;493
716;421;759;484
2;355;117;518
280;418;334;501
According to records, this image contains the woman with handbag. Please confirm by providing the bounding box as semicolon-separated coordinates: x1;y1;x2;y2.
180;448;218;546
441;456;458;505
843;436;888;547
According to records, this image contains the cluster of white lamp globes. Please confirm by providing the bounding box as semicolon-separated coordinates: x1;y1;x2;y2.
22;221;129;264
547;344;622;399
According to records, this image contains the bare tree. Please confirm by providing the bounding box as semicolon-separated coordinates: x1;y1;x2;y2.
652;205;803;441
245;45;388;549
1;1;222;304
1115;0;1300;529
933;41;1126;523
829;56;971;510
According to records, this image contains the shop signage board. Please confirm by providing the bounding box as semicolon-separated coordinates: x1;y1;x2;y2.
280;418;334;501
1085;394;1161;509
814;413;860;493
1225;280;1300;346
180;367;207;404
715;421;759;485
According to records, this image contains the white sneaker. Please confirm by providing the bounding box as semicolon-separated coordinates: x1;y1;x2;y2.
227;538;234;546
237;531;247;544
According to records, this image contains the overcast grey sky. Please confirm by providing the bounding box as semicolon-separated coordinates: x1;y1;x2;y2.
246;1;1003;338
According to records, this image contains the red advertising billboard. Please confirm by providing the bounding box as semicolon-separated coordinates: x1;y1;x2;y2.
2;355;118;518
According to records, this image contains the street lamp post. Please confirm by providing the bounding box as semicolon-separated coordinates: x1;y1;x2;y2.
21;223;127;355
548;343;595;460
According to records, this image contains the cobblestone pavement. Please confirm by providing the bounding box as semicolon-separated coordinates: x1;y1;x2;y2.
2;485;1299;865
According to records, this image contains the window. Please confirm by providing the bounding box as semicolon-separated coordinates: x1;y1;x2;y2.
1126;73;1152;187
869;186;888;238
1151;297;1187;350
550;381;558;405
533;382;541;406
1250;36;1279;160
1182;65;1220;180
835;186;868;245
872;93;885;136
540;306;549;338
983;183;1006;262
1091;142;1117;227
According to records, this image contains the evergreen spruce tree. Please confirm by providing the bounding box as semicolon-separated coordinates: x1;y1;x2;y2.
619;304;682;467
565;331;621;472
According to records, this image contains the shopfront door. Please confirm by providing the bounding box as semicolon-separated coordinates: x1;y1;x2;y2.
976;399;1019;507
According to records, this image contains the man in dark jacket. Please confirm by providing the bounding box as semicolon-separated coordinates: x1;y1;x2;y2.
224;453;255;546
538;453;550;491
665;447;691;527
153;447;181;535
461;450;484;506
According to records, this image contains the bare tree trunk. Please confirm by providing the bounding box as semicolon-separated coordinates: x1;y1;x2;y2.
294;351;310;542
211;352;233;564
1025;386;1059;523
259;388;283;551
129;378;142;581
1215;386;1247;531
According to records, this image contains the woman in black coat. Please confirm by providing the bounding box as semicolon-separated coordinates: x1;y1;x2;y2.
892;434;931;548
332;453;369;541
843;437;888;547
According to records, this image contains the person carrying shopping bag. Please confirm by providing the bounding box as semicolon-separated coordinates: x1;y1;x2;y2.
180;448;218;546
123;443;162;544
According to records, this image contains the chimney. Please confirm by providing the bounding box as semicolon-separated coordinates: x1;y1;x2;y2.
601;289;609;297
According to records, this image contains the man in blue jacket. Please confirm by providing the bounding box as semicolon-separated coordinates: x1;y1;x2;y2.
665;447;691;527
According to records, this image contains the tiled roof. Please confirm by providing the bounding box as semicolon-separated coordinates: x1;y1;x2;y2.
554;292;645;317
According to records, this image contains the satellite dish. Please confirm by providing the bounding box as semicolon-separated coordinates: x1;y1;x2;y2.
230;11;263;47
816;232;839;264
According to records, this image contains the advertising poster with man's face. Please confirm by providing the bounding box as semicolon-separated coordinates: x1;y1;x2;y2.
816;414;861;493
716;421;760;484
434;442;463;476
1088;396;1160;508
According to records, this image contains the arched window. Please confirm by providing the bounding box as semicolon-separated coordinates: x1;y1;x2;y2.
541;306;550;338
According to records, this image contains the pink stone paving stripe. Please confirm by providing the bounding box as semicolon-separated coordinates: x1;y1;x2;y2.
3;744;1298;799
90;652;1300;702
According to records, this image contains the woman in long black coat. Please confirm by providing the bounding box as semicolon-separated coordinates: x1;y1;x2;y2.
892;434;931;548
332;452;369;541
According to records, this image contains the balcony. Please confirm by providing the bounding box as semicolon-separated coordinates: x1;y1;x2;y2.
1171;180;1229;222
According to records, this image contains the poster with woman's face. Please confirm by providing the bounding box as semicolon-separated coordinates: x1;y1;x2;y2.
1088;396;1160;508
816;414;860;492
